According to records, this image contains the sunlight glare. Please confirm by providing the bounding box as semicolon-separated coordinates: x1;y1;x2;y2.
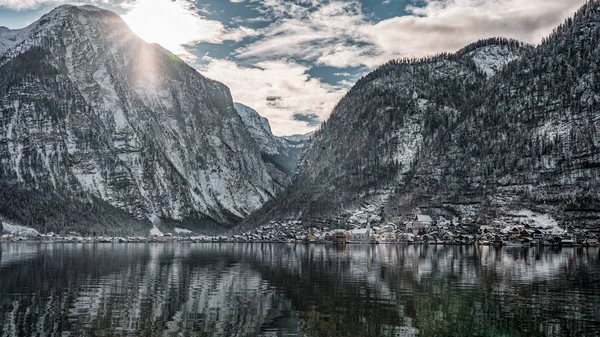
122;0;224;59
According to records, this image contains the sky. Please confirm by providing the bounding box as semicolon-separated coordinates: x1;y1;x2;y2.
0;0;587;136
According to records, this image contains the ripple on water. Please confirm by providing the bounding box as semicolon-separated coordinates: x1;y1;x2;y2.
0;243;599;337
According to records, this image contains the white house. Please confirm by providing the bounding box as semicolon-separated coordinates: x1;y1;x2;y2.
350;223;371;243
416;214;433;225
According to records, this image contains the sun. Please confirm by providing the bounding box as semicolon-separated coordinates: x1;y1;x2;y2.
121;0;223;58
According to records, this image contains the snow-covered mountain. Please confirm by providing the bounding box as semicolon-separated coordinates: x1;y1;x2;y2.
245;1;600;230
0;5;277;235
233;103;282;156
281;133;311;144
233;102;310;187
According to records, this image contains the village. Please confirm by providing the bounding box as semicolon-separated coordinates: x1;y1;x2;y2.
231;214;600;247
1;214;599;246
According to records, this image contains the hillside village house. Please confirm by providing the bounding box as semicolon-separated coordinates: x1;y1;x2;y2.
373;224;397;243
443;232;455;243
409;214;434;234
333;230;350;244
0;234;14;241
350;224;371;243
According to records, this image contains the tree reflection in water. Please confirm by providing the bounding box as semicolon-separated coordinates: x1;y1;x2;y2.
0;243;598;336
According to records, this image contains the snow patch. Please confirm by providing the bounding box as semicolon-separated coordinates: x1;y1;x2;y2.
468;45;522;77
1;221;38;235
174;227;192;234
73;169;107;199
536;120;569;142
150;225;163;236
500;209;565;235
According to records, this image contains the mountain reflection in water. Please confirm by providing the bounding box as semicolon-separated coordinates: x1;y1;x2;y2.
0;243;599;337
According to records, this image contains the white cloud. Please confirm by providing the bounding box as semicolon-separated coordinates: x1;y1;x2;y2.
199;57;346;136
121;0;225;60
236;1;372;66
235;0;586;68
120;0;259;60
364;0;587;62
220;25;260;42
0;0;71;10
0;0;131;10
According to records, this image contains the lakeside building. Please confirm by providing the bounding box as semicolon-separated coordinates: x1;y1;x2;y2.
350;223;371;243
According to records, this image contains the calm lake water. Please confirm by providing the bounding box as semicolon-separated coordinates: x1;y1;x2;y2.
0;243;599;337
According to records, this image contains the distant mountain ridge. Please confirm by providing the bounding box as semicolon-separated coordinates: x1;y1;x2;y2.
233;102;310;187
0;5;277;235
244;1;600;230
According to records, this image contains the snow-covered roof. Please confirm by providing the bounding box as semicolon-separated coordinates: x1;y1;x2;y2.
351;228;369;234
417;214;433;223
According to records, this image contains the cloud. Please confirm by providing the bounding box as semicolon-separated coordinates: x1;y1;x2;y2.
0;0;133;10
0;0;75;10
119;0;258;60
364;0;587;62
235;1;372;66
235;0;586;68
220;25;259;42
121;0;225;60
198;56;345;136
292;113;321;127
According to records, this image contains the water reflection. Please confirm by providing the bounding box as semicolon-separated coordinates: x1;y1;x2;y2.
0;243;598;336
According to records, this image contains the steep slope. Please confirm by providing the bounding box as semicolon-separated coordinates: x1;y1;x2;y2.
243;42;508;228
404;2;600;227
0;5;276;235
233;102;309;187
245;1;600;230
233;103;281;155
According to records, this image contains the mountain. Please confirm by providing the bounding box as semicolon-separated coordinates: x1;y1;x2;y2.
244;1;600;231
233;102;310;187
281;134;311;144
0;5;277;235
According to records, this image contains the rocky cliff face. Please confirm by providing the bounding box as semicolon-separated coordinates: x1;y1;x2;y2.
0;5;276;235
246;1;600;230
234;102;310;187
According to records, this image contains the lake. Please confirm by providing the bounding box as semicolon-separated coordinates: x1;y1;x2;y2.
0;243;599;336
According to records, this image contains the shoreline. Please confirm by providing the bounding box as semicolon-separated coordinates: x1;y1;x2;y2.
1;239;598;248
